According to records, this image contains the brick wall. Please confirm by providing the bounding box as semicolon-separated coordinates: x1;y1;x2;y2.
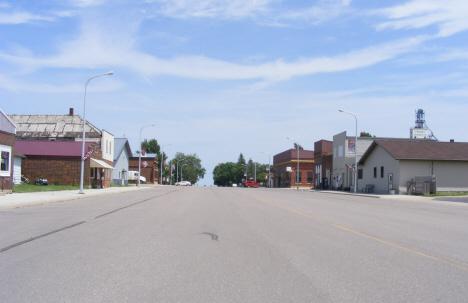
21;157;84;185
0;131;15;146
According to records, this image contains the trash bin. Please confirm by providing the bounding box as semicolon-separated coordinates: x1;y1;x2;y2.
322;178;328;190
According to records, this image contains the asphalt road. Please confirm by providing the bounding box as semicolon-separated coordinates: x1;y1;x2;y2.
1;187;467;302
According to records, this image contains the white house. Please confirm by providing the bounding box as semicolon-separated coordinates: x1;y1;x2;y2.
113;138;133;185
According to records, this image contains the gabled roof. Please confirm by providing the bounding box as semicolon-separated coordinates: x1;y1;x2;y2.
8;114;101;139
15;140;93;157
0;108;17;134
114;138;133;161
359;140;468;164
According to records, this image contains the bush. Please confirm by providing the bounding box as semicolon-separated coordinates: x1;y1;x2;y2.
92;181;97;189
54;179;60;186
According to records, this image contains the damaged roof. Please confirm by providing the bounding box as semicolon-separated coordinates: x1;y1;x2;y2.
8;114;102;139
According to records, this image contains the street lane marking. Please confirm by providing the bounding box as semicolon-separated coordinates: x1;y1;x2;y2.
1;191;178;253
255;198;468;271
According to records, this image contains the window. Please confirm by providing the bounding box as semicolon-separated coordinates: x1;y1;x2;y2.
90;168;95;178
109;142;112;155
358;169;363;179
106;140;108;154
106;169;110;178
307;172;313;184
381;166;384;178
1;150;10;175
298;171;302;183
374;167;377;178
338;145;344;157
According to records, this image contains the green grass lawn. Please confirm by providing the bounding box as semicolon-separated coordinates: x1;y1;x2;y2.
427;192;468;197
13;184;80;193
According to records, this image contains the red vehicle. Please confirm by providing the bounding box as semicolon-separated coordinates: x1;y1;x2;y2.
242;180;261;188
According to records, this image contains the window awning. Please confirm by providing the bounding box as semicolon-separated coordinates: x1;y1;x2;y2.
90;158;114;169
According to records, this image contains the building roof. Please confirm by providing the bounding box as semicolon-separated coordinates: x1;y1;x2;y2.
273;149;314;165
113;138;133;161
359;140;468;164
0;108;16;134
8;114;102;139
15;140;93;157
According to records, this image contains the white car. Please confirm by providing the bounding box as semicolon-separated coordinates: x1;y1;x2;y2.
176;181;191;186
139;176;146;183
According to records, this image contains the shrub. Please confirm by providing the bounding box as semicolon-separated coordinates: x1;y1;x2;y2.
54;179;60;186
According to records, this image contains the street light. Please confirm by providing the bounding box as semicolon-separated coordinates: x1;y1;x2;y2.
176;157;185;183
262;151;271;188
250;158;257;183
287;137;300;190
339;109;358;194
79;71;113;194
181;164;187;181
139;123;155;188
160;143;172;185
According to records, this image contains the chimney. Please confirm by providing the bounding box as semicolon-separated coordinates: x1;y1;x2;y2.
69;108;74;116
450;139;455;143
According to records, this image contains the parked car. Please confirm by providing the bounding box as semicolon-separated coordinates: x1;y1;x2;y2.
139;176;146;183
241;180;261;188
35;178;48;185
176;181;192;186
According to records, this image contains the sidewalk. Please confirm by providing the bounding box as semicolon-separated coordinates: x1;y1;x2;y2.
0;185;156;210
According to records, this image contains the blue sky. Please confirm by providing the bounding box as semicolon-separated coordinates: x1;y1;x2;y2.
2;0;468;185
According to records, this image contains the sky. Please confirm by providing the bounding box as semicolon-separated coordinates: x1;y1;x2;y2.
1;0;468;185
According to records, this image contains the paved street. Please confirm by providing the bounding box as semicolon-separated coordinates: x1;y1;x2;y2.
1;187;468;302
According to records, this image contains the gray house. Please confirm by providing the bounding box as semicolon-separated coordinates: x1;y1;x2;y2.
358;140;468;194
113;138;133;185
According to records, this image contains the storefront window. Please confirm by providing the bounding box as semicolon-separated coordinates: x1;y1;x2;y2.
1;148;11;176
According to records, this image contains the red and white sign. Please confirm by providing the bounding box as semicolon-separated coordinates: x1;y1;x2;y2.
142;161;148;168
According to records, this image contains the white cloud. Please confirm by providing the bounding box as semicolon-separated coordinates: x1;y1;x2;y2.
148;0;273;19
374;0;468;37
71;0;107;8
0;11;54;24
0;13;429;84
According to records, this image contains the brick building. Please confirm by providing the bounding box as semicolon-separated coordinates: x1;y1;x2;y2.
314;140;333;189
129;154;159;184
272;149;315;189
15;141;114;188
0;109;16;193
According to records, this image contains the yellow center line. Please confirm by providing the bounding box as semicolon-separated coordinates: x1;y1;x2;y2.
255;198;468;271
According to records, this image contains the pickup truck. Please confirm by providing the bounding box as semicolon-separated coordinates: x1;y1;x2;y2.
242;180;261;188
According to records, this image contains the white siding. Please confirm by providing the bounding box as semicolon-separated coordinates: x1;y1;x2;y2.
13;156;22;185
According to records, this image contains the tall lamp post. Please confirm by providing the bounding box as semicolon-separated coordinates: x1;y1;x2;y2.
176;158;185;183
262;151;271;188
287;137;300;190
181;164;187;181
79;71;113;194
139;123;155;188
339;109;358;194
160;143;172;185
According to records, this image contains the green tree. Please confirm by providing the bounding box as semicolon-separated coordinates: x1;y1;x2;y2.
141;139;160;154
294;143;304;150
213;162;237;186
172;152;206;184
360;132;375;137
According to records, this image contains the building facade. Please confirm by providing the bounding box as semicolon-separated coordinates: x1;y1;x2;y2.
0;109;16;193
314;139;333;189
272;149;315;189
15;141;113;188
129;154;159;184
113;138;132;185
359;140;468;194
